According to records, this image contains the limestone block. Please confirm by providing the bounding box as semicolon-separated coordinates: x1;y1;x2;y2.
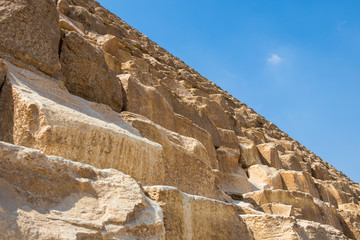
278;139;296;151
171;96;223;147
261;203;293;216
279;152;303;171
59;12;85;34
247;164;283;190
280;170;320;199
314;180;339;207
60;31;123;112
221;173;253;195
202;98;232;129
218;128;239;149
174;113;219;169
216;146;240;173
0;0;60;76
145;186;253;240
216;147;253;195
209;93;231;112
0;142;165;239
238;137;263;167
0;62;165;186
0;59;7;87
119;74;178;132
121;112;220;199
97;35;133;74
311;162;332;180
315;180;353;206
338;203;360;239
66;5;107;34
257;143;283;169
242;189;343;231
241;215;348;240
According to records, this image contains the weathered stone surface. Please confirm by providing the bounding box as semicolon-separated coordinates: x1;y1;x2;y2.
60;31;123;112
171;96;224;147
238;137;263;167
279;152;303;171
261;203;293;216
0;59;7;87
0;62;165;186
1;0;360;238
0;0;60;76
120;73;178;131
339;203;360;239
311;162;332;180
280;170;320;199
97;35;133;74
217;147;253;195
201;98;232;129
121;111;221;200
242;215;348;240
242;189;343;230
257;143;283;169
0;141;165;239
145;186;253;240
59;12;85;34
247;164;283;190
174;113;219;169
66;4;107;35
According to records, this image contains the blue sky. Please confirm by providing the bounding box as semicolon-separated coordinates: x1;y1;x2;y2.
97;0;360;184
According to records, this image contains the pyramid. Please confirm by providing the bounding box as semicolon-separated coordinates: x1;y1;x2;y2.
0;0;359;239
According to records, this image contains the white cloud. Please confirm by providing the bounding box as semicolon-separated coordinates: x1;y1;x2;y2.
267;54;282;64
337;20;347;30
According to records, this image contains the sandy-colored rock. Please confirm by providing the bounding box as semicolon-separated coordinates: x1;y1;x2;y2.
66;4;107;35
242;189;343;230
261;203;293;216
1;0;360;238
0;62;165;186
311;162;332;180
0;0;61;76
280;170;320;199
60;31;123;112
314;180;339;207
97;35;133;74
241;214;348;240
218;128;239;149
315;179;356;206
59;12;85;34
120;73;178;131
216;147;253;195
0;59;7;87
121;112;221;200
174;113;219;169
257;143;283;169
217;146;240;173
202;98;232;129
145;186;253;240
171;96;223;147
238;137;263;167
339;203;360;239
247;164;283;190
0;141;165;239
279;152;303;171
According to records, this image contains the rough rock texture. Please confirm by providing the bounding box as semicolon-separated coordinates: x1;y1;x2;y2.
0;0;359;239
145;186;253;240
242;215;348;240
0;141;165;239
0;61;165;186
60;31;124;112
0;0;61;75
120;111;221;200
